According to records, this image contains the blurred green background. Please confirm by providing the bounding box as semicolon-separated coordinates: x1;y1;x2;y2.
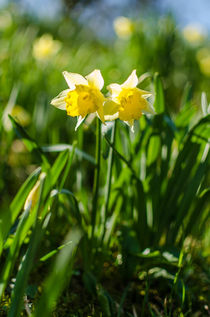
1;0;210;203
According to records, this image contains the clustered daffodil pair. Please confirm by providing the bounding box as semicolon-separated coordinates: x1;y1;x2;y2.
51;69;155;131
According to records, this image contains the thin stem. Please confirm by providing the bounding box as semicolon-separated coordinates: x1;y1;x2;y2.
76;127;84;191
101;120;117;242
104;133;139;181
59;141;77;191
91;118;101;240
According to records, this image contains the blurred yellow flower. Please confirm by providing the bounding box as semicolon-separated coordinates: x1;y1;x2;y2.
3;105;31;131
51;70;105;130
33;33;61;61
104;70;155;131
196;48;210;77
182;24;206;45
0;10;12;30
113;16;134;38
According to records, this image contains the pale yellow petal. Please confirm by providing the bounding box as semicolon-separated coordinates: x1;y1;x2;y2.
62;71;88;89
138;88;152;99
125;120;134;132
107;83;122;96
104;99;119;121
84;113;96;127
142;93;153;99
96;105;105;122
121;70;138;88
142;102;156;115
86;69;104;90
104;113;119;121
51;89;69;110
75;115;86;130
104;99;119;117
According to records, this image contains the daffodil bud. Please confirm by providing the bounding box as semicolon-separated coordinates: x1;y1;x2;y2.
24;173;46;211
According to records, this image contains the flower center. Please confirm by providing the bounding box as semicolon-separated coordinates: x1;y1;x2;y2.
118;88;147;121
65;85;101;117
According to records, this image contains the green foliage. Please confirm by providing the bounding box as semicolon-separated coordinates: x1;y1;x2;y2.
0;4;210;316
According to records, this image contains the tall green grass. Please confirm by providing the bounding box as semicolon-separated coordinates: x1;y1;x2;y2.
0;74;209;315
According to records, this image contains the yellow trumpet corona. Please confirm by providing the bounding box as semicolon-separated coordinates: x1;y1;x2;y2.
51;70;105;130
104;70;155;130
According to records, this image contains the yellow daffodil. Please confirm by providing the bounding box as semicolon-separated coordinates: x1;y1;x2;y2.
113;16;134;38
51;70;105;130
196;48;210;77
33;34;61;61
3;104;31;131
104;70;155;131
0;10;12;30
182;24;206;45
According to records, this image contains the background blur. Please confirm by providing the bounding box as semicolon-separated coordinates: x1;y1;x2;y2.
0;0;210;201
1;0;210;217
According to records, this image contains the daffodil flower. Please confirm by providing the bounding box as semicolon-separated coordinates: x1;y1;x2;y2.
33;34;61;61
104;70;155;131
113;16;134;38
51;70;105;130
182;24;206;45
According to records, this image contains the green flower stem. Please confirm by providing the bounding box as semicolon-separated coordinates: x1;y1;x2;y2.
76;127;84;191
91;118;101;241
104;133;138;180
101;120;117;242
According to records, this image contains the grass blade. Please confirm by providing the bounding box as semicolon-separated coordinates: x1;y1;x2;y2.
0;167;41;254
33;227;82;317
9;115;49;168
41;144;96;165
8;174;48;317
153;73;165;113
